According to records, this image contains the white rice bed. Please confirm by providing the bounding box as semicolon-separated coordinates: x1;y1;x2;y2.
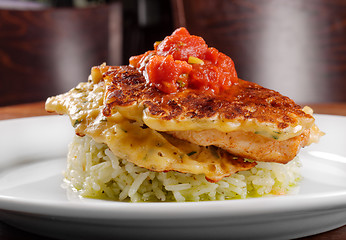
65;135;302;202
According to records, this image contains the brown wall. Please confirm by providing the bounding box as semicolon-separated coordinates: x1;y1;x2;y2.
0;3;122;106
172;0;346;103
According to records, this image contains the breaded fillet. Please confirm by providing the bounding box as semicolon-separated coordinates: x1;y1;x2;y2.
46;64;323;181
101;65;321;163
103;66;314;139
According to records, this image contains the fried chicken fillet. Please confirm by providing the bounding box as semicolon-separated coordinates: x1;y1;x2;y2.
102;66;323;164
46;27;323;183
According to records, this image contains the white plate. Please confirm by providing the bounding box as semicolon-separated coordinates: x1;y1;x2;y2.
0;115;346;240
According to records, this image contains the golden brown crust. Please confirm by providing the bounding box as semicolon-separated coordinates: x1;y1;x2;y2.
103;65;313;130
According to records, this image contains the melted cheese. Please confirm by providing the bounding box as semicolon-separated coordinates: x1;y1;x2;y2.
106;102;309;141
46;80;254;182
143;110;305;141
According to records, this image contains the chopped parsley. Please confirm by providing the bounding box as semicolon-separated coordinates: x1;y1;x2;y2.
187;151;197;156
73;119;83;127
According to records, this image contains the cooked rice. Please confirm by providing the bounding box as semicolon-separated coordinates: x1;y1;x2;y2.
64;135;302;202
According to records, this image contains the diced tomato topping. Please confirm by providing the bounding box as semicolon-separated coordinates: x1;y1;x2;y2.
146;55;192;93
129;54;144;68
130;27;238;94
155;27;208;62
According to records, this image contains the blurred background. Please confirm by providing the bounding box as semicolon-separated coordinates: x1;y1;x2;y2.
0;0;345;106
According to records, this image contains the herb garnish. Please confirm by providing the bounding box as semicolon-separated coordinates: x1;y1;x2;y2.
187;151;197;156
73;119;83;127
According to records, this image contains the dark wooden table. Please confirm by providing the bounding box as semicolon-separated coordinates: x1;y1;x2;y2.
0;101;345;240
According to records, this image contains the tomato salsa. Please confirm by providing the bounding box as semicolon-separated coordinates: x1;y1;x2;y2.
129;27;238;94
